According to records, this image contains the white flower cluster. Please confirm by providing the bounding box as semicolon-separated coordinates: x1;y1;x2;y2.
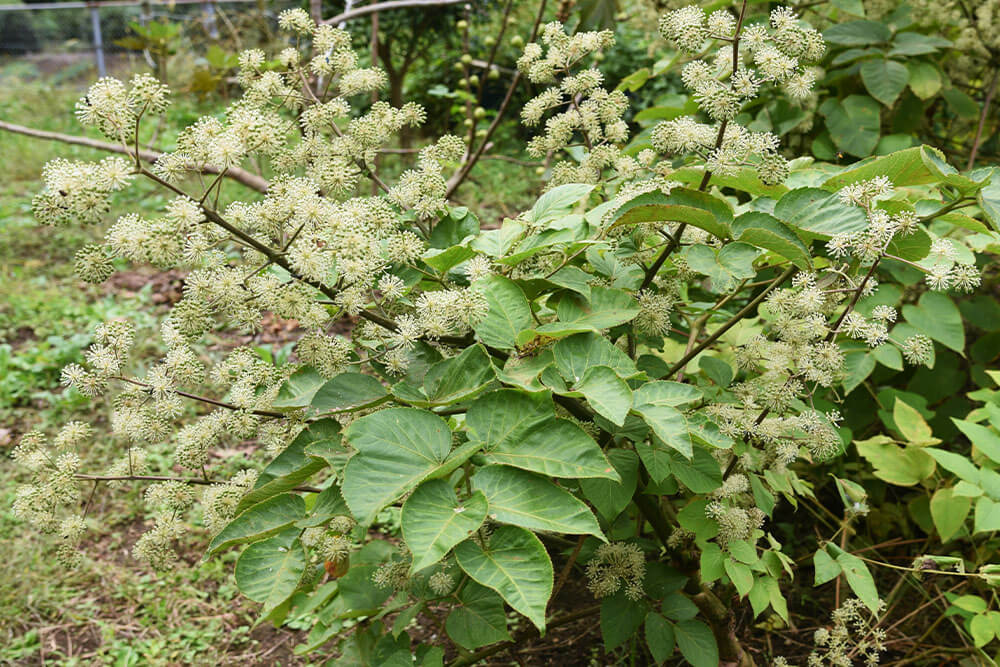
653;6;825;185
517;22;630;185
808;598;887;667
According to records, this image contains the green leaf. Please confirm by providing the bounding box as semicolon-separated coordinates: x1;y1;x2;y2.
828;545;881;612
605;188;733;240
482;416;619;480
942;87;980;119
925;448;980;484
893;398;938;445
907;62;942;100
902;291;964;353
238;459;325;515
930;487;971;542
235;529;308;618
823;20;890;46
855;436;936;486
673;619;719;667
970;613;996;648
977;169;1000;231
668;447;723;493
342;408;454;524
467;388;552;443
685;242;759;292
553;332;638;380
312;372;389;414
421;344;497;406
454;526;554;632
645;613;676;665
730;212;811;270
819;95;881;157
632;403;692;459
298;485;350;528
445;581;512;650
529;286;640;339
860;59;910;106
601;592;647;650
429;206;479;248
889;32;952;56
725;558;754;597
822;146;948;190
775;188;869;239
814;548;842;585
472;276;532;351
573;365;632;426
528;183;595;223
974;496;1000;533
831;0;864;15
273;366;326;408
633;381;703;408
472;465;605;539
471;220;525;258
402;479;488;573
238;421;339;512
580;449;640;521
953;418;1000;464
207;493;306;556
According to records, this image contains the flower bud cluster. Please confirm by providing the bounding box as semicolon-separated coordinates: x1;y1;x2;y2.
585;542;646;600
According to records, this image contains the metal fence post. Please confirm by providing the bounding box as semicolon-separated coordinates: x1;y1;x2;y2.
88;2;106;77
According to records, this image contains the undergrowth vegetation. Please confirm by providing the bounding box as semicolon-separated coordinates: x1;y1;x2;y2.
4;0;1000;665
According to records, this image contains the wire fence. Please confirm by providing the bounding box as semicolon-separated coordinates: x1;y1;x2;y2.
0;0;294;77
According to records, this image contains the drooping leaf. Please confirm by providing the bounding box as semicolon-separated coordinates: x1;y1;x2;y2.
342;408;457;524
402;479;488;573
207;493;306;556
473;276;532;351
552;331;638;380
774;187;869;238
729;211;811;270
311;372;389;414
605;188;734;240
527;286;639;340
572;365;632;426
685;242;759;292
482;416;619;480
601;591;647;650
454;526;554;631
580;448;640;521
632;401;692;459
472;465;605;539
445;581;512;650
930;487;971;542
828;544;881;612
902;291;964;353
234;529;308;618
645;613;676;665
860;58;910;106
673;619;719;667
